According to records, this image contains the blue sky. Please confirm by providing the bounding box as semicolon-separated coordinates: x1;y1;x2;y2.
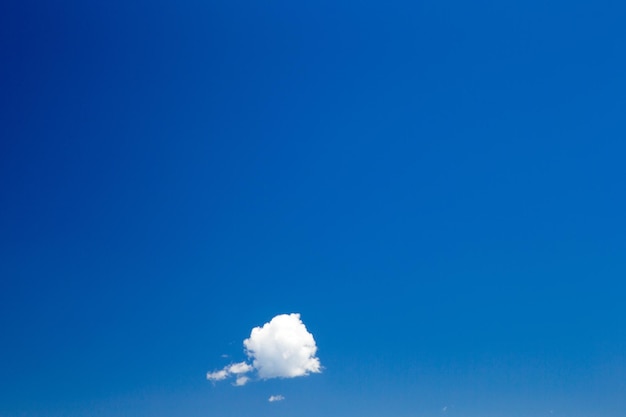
1;0;625;416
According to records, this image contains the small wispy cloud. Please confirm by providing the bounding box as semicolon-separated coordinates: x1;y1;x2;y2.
206;369;229;382
234;376;249;386
206;362;253;384
268;395;285;402
228;362;253;374
206;313;321;386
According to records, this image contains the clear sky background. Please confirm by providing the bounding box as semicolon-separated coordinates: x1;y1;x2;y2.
1;1;625;416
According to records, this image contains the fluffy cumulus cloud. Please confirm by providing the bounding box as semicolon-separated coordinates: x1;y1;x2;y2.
268;395;285;402
206;313;321;386
244;313;321;379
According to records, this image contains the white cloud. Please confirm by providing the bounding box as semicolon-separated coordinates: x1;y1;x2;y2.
206;369;229;382
206;361;252;383
244;313;321;379
227;362;253;374
234;376;249;386
268;395;285;402
206;313;322;386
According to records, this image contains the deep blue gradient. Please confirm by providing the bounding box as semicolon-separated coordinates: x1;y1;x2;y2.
1;1;625;416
